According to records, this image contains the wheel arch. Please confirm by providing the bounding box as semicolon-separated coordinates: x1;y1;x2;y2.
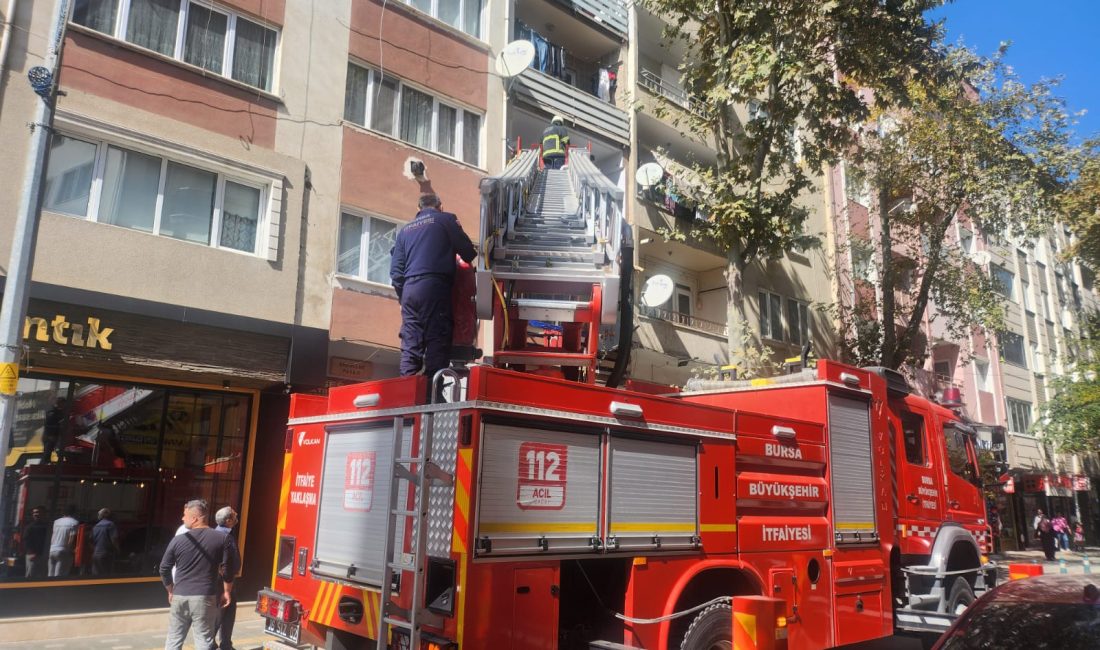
930;523;982;575
657;560;764;650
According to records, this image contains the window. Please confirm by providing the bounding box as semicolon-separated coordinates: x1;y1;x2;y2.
787;299;810;346
958;227;974;255
344;63;482;167
973;359;991;392
758;291;784;341
852;241;874;282
674;284;692;316
1006;398;1032;434
43;132;269;255
337;212;398;286
1030;342;1044;374
900;411;926;466
943;425;976;484
1000;331;1027;368
1021;277;1033;311
72;0;278;91
400;0;481;37
991;265;1015;301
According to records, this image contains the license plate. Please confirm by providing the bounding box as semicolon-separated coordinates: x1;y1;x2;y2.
264;616;301;644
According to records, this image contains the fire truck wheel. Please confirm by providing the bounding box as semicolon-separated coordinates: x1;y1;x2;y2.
946;576;976;615
679;601;733;650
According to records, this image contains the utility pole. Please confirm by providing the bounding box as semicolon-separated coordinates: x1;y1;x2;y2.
0;0;71;511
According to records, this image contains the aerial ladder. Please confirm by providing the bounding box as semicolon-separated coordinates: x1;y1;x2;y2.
475;145;633;385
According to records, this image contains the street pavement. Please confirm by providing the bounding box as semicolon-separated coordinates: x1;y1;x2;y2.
3;552;1097;650
0;614;269;650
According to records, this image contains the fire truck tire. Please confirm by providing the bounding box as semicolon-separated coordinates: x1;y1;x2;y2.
946;576;976;615
679;601;733;650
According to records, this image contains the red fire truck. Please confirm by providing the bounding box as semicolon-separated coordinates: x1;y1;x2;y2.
257;154;994;649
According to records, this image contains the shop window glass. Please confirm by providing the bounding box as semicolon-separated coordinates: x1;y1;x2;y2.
1;374;251;585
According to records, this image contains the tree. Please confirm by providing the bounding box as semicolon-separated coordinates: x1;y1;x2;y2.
640;0;945;369
839;45;1078;370
1040;314;1100;453
1063;138;1100;269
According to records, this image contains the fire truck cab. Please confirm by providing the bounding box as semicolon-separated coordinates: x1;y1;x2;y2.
259;360;992;650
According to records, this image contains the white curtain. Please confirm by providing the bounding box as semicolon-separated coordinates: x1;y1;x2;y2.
127;0;180;56
344;64;369;125
371;74;398;135
73;0;118;34
400;87;433;150
463;0;481;37
232;18;276;91
436;105;456;157
183;3;226;73
462;111;480;165
220;182;260;252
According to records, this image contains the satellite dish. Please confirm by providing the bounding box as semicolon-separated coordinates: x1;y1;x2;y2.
640;274;675;307
495;41;536;79
637;162;666;187
971;250;992;266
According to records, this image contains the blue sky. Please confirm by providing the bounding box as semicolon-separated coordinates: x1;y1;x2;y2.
929;0;1100;140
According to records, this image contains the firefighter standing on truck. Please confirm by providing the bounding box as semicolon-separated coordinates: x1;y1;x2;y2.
542;115;569;169
390;192;477;380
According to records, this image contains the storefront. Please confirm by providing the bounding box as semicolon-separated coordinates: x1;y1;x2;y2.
0;294;325;616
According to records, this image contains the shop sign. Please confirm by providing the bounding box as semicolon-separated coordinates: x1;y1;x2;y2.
23;315;113;350
329;356;372;381
1022;475;1047;492
1074;475;1091;492
1002;476;1015;494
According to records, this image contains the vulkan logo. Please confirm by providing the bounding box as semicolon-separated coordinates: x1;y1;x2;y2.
297;431;321;447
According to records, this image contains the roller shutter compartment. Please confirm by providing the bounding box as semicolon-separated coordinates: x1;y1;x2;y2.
827;394;878;544
606;435;699;552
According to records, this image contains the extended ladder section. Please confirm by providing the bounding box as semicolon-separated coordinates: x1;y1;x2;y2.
377;410;454;648
477;147;627;382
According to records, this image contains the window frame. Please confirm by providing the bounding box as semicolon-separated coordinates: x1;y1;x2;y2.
991;264;1015;301
45;131;271;256
1006;398;1033;434
402;0;483;39
900;410;929;467
758;290;785;342
344;61;483;168
674;284;692;317
335;208;402;289
1000;331;1027;369
786;298;810;346
72;0;281;92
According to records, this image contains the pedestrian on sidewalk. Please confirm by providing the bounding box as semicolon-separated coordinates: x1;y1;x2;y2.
212;506;241;650
1052;512;1070;551
159;499;238;650
1035;510;1057;561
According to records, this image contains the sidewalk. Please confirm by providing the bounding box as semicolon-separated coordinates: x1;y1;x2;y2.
990;545;1100;579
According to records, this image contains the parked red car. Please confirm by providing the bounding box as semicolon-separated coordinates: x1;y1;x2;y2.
933;574;1100;649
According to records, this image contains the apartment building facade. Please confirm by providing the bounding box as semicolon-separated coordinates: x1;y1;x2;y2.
0;0;499;616
829;160;1100;551
0;0;845;618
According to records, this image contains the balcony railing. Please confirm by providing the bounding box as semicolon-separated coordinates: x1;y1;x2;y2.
640;305;728;336
639;69;702;116
571;0;628;37
514;67;630;145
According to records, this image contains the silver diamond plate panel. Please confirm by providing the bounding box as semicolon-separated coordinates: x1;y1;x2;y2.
426;410;459;558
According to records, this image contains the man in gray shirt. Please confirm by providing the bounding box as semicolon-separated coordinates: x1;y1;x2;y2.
159;499;237;650
48;505;79;577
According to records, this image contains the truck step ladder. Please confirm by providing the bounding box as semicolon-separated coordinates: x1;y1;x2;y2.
477;147;626;382
377;396;454;648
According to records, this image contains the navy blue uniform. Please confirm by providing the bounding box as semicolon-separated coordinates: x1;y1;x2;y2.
390;208;477;377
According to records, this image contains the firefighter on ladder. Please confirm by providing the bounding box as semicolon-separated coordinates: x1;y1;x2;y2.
390;191;477;381
541;115;569;169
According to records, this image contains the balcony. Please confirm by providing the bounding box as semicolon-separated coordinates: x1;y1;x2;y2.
639;69;703;117
513;67;630;145
640;305;728;337
570;0;628;37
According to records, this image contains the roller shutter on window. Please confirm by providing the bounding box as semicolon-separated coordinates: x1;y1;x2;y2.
828;394;878;543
